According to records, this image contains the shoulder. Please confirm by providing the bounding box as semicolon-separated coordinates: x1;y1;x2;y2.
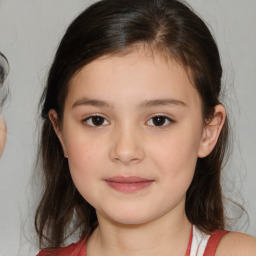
37;243;77;256
216;231;256;256
37;238;86;256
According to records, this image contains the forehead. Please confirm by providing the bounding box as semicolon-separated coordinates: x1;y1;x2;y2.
68;49;200;107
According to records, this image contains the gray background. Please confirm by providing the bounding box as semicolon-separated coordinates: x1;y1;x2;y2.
0;0;255;255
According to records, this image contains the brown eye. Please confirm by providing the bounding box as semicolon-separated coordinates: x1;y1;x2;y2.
147;116;173;127
84;116;109;127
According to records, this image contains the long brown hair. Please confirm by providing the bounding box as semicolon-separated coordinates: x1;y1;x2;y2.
35;0;229;249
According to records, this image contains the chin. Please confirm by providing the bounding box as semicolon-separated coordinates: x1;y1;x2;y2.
100;208;158;226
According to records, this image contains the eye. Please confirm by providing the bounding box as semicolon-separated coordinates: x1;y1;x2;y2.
147;115;173;127
83;115;109;127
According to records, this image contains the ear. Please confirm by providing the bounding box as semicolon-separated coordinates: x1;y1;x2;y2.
48;109;68;157
198;104;226;158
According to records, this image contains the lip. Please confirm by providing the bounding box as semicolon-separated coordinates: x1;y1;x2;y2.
104;176;154;193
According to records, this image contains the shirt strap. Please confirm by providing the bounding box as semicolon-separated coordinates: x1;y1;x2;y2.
185;226;193;256
203;230;229;255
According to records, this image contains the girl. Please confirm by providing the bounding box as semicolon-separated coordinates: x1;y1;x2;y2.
35;0;256;255
0;52;9;157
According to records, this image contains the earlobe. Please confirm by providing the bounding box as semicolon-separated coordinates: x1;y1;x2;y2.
198;104;226;158
48;110;68;157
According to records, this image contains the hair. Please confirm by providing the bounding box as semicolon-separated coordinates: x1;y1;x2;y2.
0;52;9;110
35;0;230;249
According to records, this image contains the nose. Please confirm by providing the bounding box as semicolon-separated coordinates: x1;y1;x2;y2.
109;125;145;165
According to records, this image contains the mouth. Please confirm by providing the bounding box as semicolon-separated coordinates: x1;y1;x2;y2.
104;176;155;193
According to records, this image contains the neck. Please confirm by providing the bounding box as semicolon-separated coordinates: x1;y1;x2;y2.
86;206;191;256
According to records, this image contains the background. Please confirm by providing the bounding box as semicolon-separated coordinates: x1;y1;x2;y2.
0;0;255;255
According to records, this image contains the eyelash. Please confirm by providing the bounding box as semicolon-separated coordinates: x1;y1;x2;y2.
82;115;109;127
82;114;174;128
146;115;174;128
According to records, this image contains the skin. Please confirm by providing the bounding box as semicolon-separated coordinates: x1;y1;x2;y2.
0;114;7;156
50;49;256;255
0;54;8;157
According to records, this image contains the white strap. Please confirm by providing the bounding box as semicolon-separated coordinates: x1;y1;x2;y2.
190;226;210;256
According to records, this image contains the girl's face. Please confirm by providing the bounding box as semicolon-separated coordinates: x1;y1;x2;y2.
51;49;224;225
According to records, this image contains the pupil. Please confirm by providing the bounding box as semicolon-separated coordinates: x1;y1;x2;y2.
153;116;165;126
92;116;104;126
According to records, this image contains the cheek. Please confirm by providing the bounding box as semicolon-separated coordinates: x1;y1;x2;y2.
67;138;102;172
150;129;200;181
63;128;104;180
65;137;105;205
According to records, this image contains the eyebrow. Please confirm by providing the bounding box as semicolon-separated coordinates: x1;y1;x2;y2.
138;99;187;108
72;98;187;109
72;98;112;109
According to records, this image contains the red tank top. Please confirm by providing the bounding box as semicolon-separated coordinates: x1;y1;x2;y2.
37;228;229;256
